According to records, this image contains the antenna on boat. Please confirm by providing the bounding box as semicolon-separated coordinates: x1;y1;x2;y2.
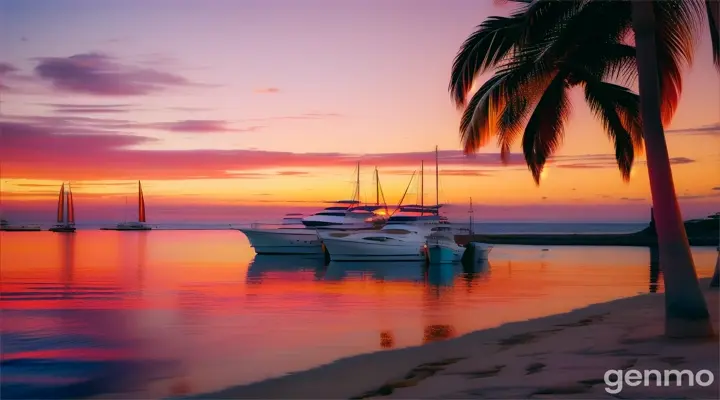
375;166;379;206
420;160;424;216
469;197;474;236
356;161;360;205
435;145;439;213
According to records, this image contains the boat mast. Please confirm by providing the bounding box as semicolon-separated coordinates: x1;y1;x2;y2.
435;145;439;211
420;160;424;216
469;197;474;235
124;196;128;223
356;161;360;205
375;167;379;206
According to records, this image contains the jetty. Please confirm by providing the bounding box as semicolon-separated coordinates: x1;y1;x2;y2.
455;211;719;247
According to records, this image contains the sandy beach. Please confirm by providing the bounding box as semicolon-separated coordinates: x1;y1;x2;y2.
195;278;719;399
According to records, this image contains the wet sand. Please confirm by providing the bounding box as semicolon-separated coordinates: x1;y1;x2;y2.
194;278;719;399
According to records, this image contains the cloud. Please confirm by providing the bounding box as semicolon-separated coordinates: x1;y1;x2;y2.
678;192;720;200
33;52;195;96
254;87;280;94
44;103;134;114
666;122;720;135
554;154;695;169
0;120;531;180
619;197;646;202
276;171;309;176
713;187;720;191
0;62;18;75
141;120;262;133
382;168;492;177
244;112;343;122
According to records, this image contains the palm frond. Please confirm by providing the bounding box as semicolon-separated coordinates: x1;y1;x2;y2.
521;72;569;184
449;0;581;108
582;79;641;181
459;72;510;154
707;0;720;70
653;0;704;125
449;14;526;107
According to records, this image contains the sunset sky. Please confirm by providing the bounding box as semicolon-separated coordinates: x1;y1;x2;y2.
1;0;718;224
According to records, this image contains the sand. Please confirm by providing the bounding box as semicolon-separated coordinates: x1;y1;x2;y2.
194;279;719;399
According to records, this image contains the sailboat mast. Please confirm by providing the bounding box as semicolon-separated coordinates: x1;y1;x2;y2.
435;145;439;210
356;162;360;205
64;184;70;224
124;196;128;223
469;197;474;236
420;160;424;216
375;167;379;206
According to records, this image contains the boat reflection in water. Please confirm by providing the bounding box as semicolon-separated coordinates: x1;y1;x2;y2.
246;254;327;281
323;260;427;282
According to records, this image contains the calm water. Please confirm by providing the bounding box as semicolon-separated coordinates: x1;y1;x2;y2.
1;230;716;399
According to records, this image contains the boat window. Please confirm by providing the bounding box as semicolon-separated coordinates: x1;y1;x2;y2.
381;229;411;234
363;236;392;241
315;212;346;216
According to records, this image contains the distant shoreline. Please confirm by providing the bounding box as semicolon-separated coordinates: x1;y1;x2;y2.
190;278;719;399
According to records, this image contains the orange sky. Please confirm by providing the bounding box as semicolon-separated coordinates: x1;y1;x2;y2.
1;0;718;223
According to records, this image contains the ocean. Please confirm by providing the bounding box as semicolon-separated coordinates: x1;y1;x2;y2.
1;229;714;399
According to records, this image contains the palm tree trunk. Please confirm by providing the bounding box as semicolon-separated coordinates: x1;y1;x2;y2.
631;0;713;338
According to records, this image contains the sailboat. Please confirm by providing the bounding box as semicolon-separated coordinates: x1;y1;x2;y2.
104;181;152;231
49;183;77;232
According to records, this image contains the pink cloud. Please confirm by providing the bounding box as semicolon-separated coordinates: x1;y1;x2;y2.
254;87;280;94
0;119;529;180
142;120;262;133
33;52;195;96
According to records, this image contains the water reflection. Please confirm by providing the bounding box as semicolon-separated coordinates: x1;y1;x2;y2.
59;233;76;297
1;231;717;399
380;330;395;349
247;255;326;281
649;245;661;293
324;261;426;282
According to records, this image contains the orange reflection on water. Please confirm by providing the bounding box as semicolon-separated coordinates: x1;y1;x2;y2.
0;230;716;399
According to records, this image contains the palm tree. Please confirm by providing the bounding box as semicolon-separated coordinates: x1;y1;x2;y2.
449;0;719;338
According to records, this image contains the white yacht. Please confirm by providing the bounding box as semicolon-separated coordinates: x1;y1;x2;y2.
319;211;442;261
237;165;389;255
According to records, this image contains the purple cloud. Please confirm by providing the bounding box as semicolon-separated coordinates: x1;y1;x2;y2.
141;119;263;133
666;122;720;135
45;103;134;114
33;52;192;96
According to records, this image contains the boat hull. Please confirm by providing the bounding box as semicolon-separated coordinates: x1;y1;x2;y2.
238;228;323;255
49;226;76;233
427;245;462;264
321;237;427;262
